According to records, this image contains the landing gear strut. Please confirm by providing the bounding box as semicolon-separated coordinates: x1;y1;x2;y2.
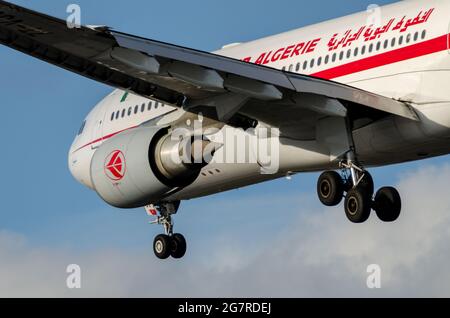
147;201;187;259
316;118;401;223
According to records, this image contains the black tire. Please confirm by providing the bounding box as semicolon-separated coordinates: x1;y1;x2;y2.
317;171;344;206
344;172;374;197
358;172;374;198
153;234;171;259
374;187;401;222
344;188;371;223
170;233;187;259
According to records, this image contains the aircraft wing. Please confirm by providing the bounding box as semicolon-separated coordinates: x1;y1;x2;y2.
0;1;419;139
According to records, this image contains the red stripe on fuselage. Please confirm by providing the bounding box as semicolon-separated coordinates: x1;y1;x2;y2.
311;34;448;79
73;125;138;153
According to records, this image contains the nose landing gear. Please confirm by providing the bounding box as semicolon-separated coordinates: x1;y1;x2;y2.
147;201;187;259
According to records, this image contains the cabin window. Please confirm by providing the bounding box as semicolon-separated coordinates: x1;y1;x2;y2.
384;39;388;49
141;103;145;112
421;30;426;39
288;64;293;72
303;61;308;70
296;63;301;72
282;66;286;71
155;102;159;109
354;47;358;57
361;45;366;55
369;43;374;53
399;35;403;45
414;32;419;42
110;112;115;121
317;56;322;66
148;101;153;110
325;55;329;64
391;38;396;47
332;53;337;62
339;51;344;60
128;107;132;116
310;59;315;68
376;42;381;51
406;33;411;43
115;111;120;120
346;49;351;59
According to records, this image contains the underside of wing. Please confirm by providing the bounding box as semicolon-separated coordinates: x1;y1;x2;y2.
0;0;419;139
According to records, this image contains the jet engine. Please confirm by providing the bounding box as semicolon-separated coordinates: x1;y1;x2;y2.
90;126;209;208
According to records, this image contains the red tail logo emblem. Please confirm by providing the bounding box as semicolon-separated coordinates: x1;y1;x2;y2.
105;150;126;181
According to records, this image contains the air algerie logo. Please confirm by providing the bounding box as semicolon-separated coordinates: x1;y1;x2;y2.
104;150;126;181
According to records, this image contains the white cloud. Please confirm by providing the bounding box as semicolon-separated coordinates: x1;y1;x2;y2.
1;164;450;297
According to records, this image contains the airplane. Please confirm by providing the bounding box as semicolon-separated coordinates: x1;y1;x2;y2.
1;0;449;260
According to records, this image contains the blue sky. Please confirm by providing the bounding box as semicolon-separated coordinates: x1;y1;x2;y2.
1;0;450;297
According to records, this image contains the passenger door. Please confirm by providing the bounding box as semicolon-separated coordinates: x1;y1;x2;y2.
91;110;106;150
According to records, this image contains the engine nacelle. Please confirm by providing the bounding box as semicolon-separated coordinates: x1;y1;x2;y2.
90;126;201;208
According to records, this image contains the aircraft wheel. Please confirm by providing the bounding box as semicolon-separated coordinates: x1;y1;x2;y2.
374;187;401;222
344;172;374;197
153;234;171;259
170;233;187;259
358;172;374;198
317;171;344;206
344;188;371;223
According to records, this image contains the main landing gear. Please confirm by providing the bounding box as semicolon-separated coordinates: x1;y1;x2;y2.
317;153;401;223
147;201;187;259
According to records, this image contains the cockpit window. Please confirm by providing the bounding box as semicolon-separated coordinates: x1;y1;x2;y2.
78;120;86;135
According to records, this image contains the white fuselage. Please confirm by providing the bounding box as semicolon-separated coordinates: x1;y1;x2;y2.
69;0;450;202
